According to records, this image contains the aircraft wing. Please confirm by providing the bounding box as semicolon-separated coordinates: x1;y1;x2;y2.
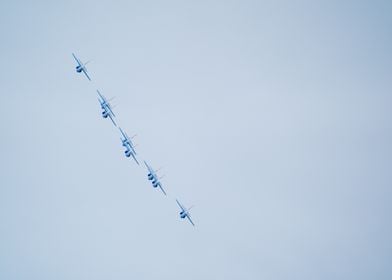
72;53;81;66
176;199;186;212
119;127;127;139
131;153;139;165
82;69;91;81
187;215;195;226
125;133;137;154
97;90;105;102
97;90;110;107
159;186;167;195
108;113;117;126
106;103;116;117
144;161;154;173
158;183;167;195
129;143;137;155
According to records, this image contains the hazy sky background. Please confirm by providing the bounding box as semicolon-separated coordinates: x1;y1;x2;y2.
0;1;391;279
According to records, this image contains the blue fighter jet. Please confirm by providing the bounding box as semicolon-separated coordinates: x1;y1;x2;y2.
72;53;91;81
119;127;139;165
144;161;166;195
176;199;195;226
97;90;117;126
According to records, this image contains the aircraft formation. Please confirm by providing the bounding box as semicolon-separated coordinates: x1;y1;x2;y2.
72;53;195;226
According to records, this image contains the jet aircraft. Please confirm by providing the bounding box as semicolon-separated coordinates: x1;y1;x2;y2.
97;90;117;126
176;199;195;226
119;127;139;165
72;53;91;81
144;161;166;195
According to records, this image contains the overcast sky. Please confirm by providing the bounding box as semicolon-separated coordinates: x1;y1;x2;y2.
0;1;391;279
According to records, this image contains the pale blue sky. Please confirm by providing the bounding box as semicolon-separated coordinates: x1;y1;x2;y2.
0;1;391;279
